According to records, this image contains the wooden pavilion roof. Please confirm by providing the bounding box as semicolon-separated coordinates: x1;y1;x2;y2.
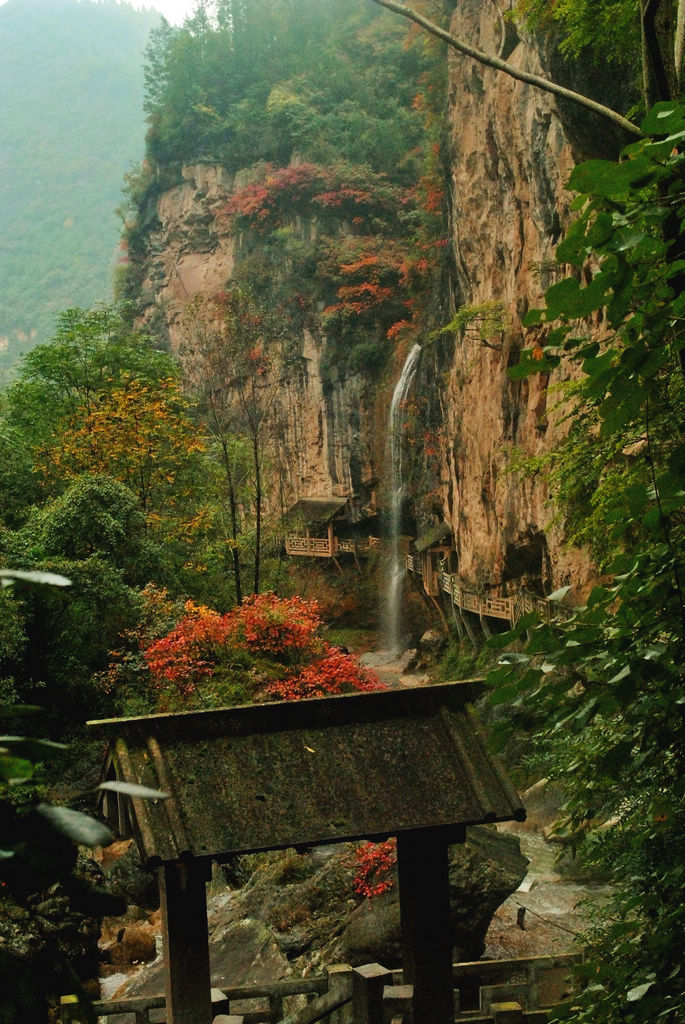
284;497;349;530
90;681;525;867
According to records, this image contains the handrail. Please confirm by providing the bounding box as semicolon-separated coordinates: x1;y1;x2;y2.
414;564;568;627
285;535;382;558
62;953;582;1024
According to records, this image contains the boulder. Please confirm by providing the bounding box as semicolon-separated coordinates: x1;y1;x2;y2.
114;827;527;998
419;629;445;656
102;925;157;966
102;840;158;909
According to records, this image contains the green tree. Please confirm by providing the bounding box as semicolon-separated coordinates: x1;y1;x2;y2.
487;103;685;1024
182;289;285;596
3;307;174;462
181;296;254;604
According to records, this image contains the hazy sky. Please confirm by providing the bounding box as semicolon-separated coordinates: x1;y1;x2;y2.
126;0;199;25
0;0;200;25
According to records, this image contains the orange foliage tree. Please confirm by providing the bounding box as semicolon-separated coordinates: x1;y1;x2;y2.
37;375;207;525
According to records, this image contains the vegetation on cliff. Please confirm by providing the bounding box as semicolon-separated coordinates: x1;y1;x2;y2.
118;0;450;395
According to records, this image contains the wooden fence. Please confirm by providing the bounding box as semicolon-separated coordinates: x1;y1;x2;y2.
61;953;581;1024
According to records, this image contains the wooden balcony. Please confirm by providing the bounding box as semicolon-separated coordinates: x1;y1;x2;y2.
286;534;382;558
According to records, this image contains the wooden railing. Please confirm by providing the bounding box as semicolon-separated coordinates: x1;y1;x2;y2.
62;954;581;1024
425;568;565;629
286;535;335;557
285;536;382;558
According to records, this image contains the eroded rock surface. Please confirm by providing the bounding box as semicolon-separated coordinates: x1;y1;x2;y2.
112;826;527;999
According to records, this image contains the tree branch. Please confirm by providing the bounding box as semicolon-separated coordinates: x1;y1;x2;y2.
369;0;642;138
675;0;685;90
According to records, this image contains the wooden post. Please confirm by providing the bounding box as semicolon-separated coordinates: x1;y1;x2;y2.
492;1002;524;1024
326;964;354;1024
397;830;456;1024
158;859;213;1024
352;964;392;1024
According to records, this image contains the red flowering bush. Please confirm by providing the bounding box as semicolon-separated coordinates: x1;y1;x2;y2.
266;645;384;701
143;601;229;693
223;592;322;662
106;591;381;713
353;838;397;900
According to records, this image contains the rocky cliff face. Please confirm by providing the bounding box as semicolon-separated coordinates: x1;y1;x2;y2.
411;0;619;598
135;1;609;598
427;0;582;594
137;163;389;508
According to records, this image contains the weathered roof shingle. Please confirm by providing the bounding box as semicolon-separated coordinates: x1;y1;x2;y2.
90;681;525;866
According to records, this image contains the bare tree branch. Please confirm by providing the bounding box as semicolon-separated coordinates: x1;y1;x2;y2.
370;0;642;138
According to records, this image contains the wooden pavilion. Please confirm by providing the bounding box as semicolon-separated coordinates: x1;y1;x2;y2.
90;681;525;1024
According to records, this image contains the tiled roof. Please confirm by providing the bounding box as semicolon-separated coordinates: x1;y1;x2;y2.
90;682;525;866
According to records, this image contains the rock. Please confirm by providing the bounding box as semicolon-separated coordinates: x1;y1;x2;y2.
338;892;402;966
118;914;290;1001
419;629;445;655
449;826;529;962
102;925;157;966
102;840;158;909
115;828;527;1001
0;854;107;1021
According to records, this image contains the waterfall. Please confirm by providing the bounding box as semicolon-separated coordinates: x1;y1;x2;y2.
384;343;421;653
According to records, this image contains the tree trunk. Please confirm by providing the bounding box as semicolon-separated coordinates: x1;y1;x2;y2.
253;434;261;595
641;0;677;106
369;0;641;136
220;437;243;606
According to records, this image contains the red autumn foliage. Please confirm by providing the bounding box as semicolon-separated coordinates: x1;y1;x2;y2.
223;592;321;661
266;645;385;701
143;600;229;693
222;163;406;235
353;838;397;900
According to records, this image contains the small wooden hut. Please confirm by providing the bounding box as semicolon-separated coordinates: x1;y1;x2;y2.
284;497;350;558
91;681;525;1024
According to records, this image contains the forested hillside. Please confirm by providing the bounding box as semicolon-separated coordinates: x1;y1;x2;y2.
0;0;159;376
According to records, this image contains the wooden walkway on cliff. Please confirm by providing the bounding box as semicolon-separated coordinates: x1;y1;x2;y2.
406;558;564;631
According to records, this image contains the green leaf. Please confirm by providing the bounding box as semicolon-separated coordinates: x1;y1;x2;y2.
97;780;169;800
35;803;113;847
0;569;72;588
0;736;68;759
544;274;611;319
0;755;34;783
548;586;571;602
498;652;531;665
641;102;685;136
627;982;656;1001
568;157;658;199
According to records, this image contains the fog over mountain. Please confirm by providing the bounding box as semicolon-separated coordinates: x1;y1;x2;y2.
0;0;160;375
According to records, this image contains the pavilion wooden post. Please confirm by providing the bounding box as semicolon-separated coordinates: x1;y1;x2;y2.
158;859;213;1024
397;828;462;1024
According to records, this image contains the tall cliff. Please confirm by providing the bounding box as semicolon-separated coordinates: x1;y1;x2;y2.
130;0;621;599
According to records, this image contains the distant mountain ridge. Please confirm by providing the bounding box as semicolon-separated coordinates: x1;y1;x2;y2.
0;0;160;375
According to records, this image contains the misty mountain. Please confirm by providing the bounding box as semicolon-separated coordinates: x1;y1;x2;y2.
0;0;160;374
